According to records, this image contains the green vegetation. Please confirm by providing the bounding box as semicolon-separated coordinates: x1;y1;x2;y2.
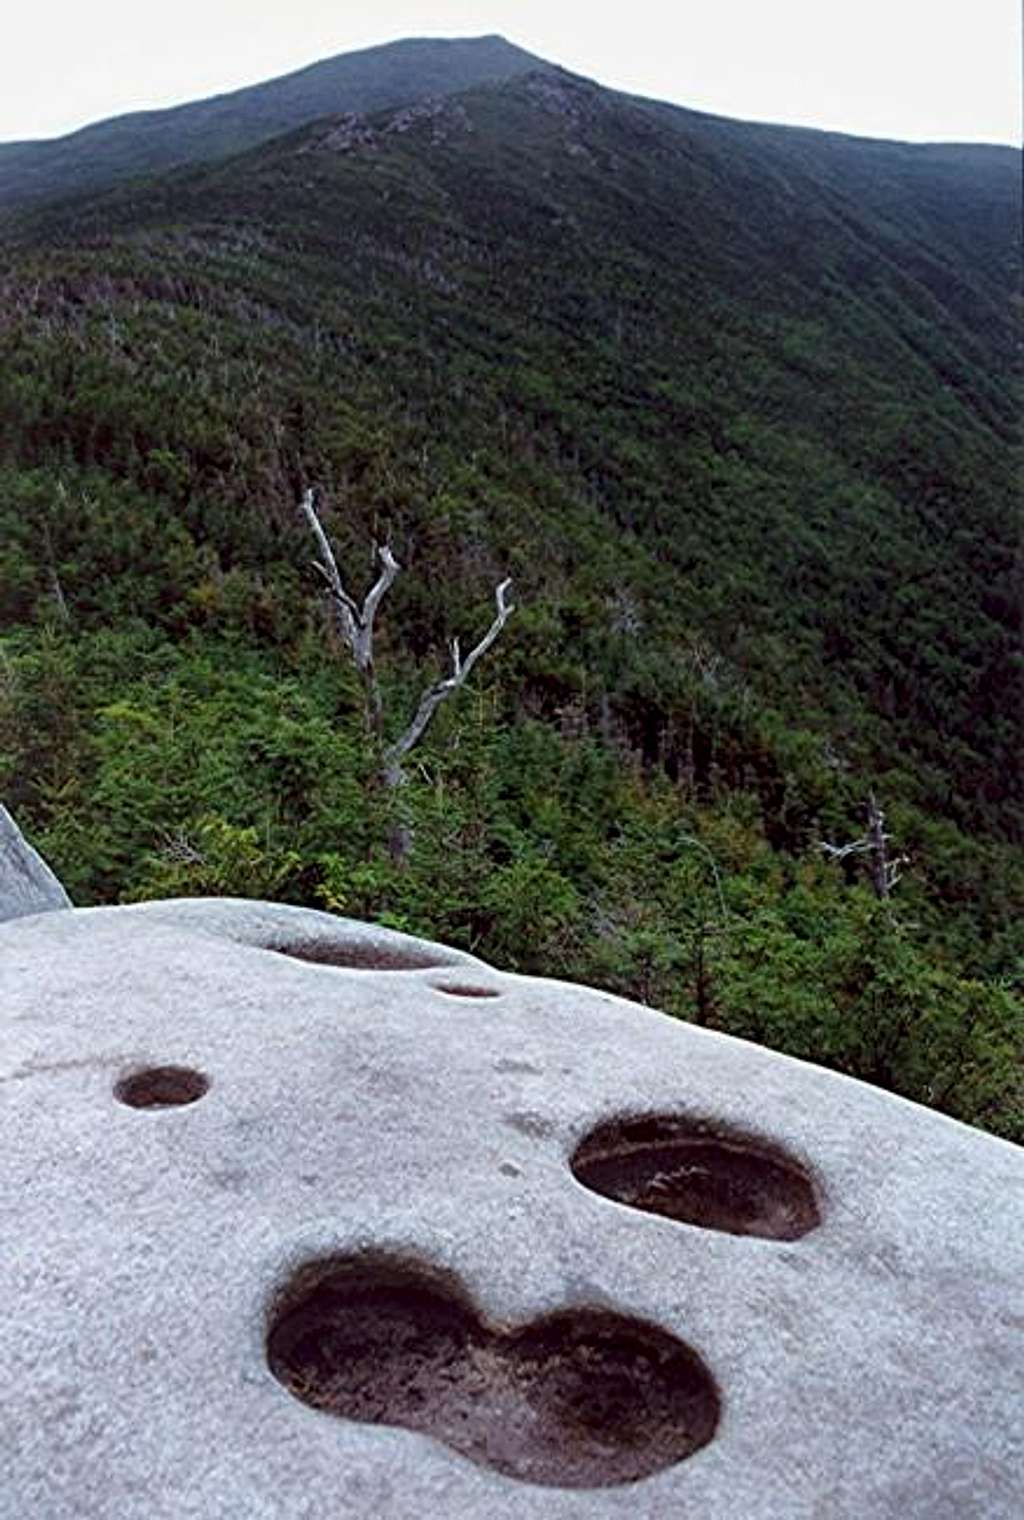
1;63;1020;1138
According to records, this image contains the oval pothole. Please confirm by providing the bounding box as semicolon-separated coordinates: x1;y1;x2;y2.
571;1115;821;1240
266;1254;719;1488
263;940;448;971
114;1065;209;1109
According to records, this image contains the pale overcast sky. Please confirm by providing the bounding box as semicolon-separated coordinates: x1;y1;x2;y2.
4;1;1021;146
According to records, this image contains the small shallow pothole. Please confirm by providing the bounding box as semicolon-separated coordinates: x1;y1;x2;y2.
431;983;503;999
266;1254;719;1487
114;1065;209;1109
571;1115;821;1240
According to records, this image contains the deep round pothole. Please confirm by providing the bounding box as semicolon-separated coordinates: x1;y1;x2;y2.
114;1065;209;1109
266;1254;719;1487
571;1114;821;1240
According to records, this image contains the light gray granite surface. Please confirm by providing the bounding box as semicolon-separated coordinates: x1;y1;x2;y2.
1;897;1021;1518
0;804;71;921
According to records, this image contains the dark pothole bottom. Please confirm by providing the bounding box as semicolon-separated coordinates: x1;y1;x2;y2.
267;1255;719;1487
114;1065;209;1109
571;1115;821;1240
432;983;503;999
263;940;447;971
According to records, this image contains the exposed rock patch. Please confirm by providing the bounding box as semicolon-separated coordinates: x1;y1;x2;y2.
311;112;378;154
307;99;473;157
382;98;473;146
0;803;72;922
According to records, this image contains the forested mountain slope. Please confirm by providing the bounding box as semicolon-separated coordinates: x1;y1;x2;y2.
1;55;1021;1137
0;34;542;209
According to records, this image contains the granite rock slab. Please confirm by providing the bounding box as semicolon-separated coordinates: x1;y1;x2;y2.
0;804;71;922
1;897;1022;1518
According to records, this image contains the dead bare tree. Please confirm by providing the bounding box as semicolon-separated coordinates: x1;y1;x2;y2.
820;793;908;900
299;488;397;740
299;488;514;855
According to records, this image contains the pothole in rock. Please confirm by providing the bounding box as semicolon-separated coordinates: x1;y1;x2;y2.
114;1065;209;1109
266;1254;719;1487
263;940;448;971
571;1115;821;1240
431;983;503;998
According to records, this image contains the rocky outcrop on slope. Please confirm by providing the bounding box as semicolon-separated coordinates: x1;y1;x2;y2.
1;897;1021;1517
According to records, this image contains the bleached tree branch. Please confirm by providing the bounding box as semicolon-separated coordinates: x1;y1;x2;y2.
383;577;514;785
820;792;908;899
299;488;401;737
819;838;871;863
300;488;356;634
299;488;399;677
359;545;400;654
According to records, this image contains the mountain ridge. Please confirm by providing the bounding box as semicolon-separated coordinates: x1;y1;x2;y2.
4;34;1019;215
0;34;545;208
